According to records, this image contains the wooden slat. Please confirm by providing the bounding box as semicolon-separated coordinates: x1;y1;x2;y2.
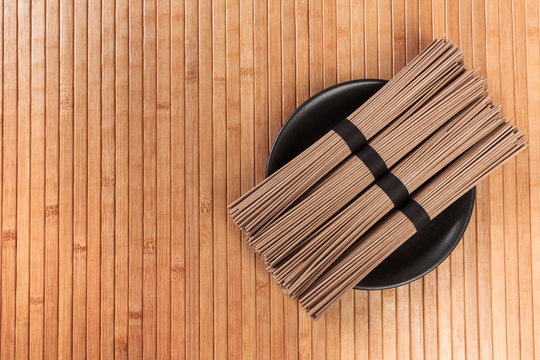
447;1;467;358
44;0;60;357
510;0;535;358
240;0;256;358
115;0;130;357
142;0;158;356
254;0;270;357
199;0;214;356
212;0;227;358
72;0;88;355
472;0;494;355
87;0;102;357
212;0;227;359
101;0;115;358
485;1;507;359
433;3;452;360
156;0;172;357
268;0;285;357
170;0;186;357
226;0;242;357
525;1;540;359
97;1;115;359
471;1;493;358
0;0;4;357
281;1;298;357
459;0;481;357
1;1;539;357
296;1;311;358
185;0;200;357
128;0;144;356
1;0;17;358
29;0;46;357
16;0;31;357
58;0;74;356
499;1;520;356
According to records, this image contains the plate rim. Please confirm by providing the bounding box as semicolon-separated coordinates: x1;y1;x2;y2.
266;78;476;290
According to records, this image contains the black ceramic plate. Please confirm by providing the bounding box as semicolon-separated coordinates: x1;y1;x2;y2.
266;79;475;290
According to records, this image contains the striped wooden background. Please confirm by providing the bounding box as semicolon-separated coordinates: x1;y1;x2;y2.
0;0;539;358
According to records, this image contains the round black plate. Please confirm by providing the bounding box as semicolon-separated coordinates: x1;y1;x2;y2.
266;79;475;290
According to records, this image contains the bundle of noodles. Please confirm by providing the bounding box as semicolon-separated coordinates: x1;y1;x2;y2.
270;98;502;296
229;37;464;234
250;69;486;263
298;123;526;319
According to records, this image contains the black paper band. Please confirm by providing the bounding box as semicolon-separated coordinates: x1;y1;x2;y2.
332;119;367;153
400;200;431;231
356;145;388;180
376;173;410;207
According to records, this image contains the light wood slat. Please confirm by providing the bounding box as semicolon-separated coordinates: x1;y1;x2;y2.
114;0;130;358
432;4;452;360
295;1;311;358
0;0;4;357
29;0;46;357
156;0;172;357
463;1;482;360
254;0;271;357
525;1;540;359
511;0;535;358
240;0;256;358
143;0;158;356
73;0;88;355
447;1;467;358
101;0;115;358
212;0;228;358
44;0;60;357
485;1;508;359
199;0;214;350
1;0;539;358
472;2;493;358
128;0;144;356
460;0;481;355
1;0;16;358
170;0;186;357
185;0;200;358
15;0;31;357
282;1;299;358
499;0;521;357
498;1;521;359
58;0;74;357
267;0;285;357
87;0;102;357
225;0;242;357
